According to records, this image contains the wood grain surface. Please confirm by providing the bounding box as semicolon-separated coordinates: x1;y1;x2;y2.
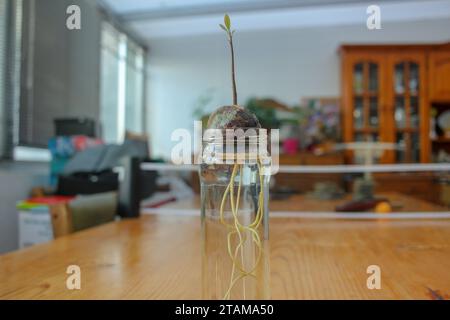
1;213;449;299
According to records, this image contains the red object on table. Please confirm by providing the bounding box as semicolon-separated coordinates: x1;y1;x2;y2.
26;196;75;205
283;138;299;155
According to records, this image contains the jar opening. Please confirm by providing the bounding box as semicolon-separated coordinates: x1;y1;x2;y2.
203;128;269;145
202;128;271;166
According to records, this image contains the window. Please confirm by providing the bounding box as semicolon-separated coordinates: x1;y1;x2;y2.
100;22;146;143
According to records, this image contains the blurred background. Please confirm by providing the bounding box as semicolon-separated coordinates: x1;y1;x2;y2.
1;0;450;254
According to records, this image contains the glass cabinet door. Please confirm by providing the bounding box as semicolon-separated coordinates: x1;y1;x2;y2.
343;55;388;164
352;61;381;143
351;58;382;146
391;60;423;163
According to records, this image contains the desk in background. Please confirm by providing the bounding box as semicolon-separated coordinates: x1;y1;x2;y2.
163;192;449;213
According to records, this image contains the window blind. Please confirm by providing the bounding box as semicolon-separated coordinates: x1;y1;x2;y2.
0;2;6;157
0;0;22;159
18;0;101;148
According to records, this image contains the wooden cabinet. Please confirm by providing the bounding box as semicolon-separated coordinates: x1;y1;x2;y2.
429;51;450;102
341;43;450;164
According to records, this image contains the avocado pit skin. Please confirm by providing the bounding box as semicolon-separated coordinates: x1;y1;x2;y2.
207;105;261;129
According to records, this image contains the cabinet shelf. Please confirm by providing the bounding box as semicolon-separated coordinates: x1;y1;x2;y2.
354;128;378;133
395;128;419;133
395;92;419;97
431;137;450;143
353;92;379;98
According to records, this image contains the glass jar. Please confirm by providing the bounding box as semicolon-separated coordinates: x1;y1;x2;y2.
199;128;271;300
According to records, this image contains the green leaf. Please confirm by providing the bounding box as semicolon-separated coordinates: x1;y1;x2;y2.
224;14;231;30
219;24;227;32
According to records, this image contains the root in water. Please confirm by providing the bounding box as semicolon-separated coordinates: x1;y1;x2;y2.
219;162;264;300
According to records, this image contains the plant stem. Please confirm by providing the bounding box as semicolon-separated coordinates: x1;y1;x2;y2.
228;34;237;106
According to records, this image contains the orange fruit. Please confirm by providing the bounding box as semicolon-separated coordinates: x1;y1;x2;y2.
375;201;392;213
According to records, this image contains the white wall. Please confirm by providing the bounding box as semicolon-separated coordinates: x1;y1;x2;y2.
146;19;450;159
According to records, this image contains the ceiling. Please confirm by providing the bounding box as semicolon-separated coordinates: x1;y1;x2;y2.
98;0;450;40
100;0;387;19
100;0;262;16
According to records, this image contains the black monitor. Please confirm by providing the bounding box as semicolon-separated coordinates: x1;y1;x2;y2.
54;118;96;137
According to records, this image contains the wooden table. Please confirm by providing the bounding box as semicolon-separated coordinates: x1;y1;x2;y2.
1;214;449;299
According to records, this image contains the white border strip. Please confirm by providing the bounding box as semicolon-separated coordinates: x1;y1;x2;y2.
142;208;199;216
141;162;450;173
141;208;450;220
278;163;450;173
141;163;197;172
